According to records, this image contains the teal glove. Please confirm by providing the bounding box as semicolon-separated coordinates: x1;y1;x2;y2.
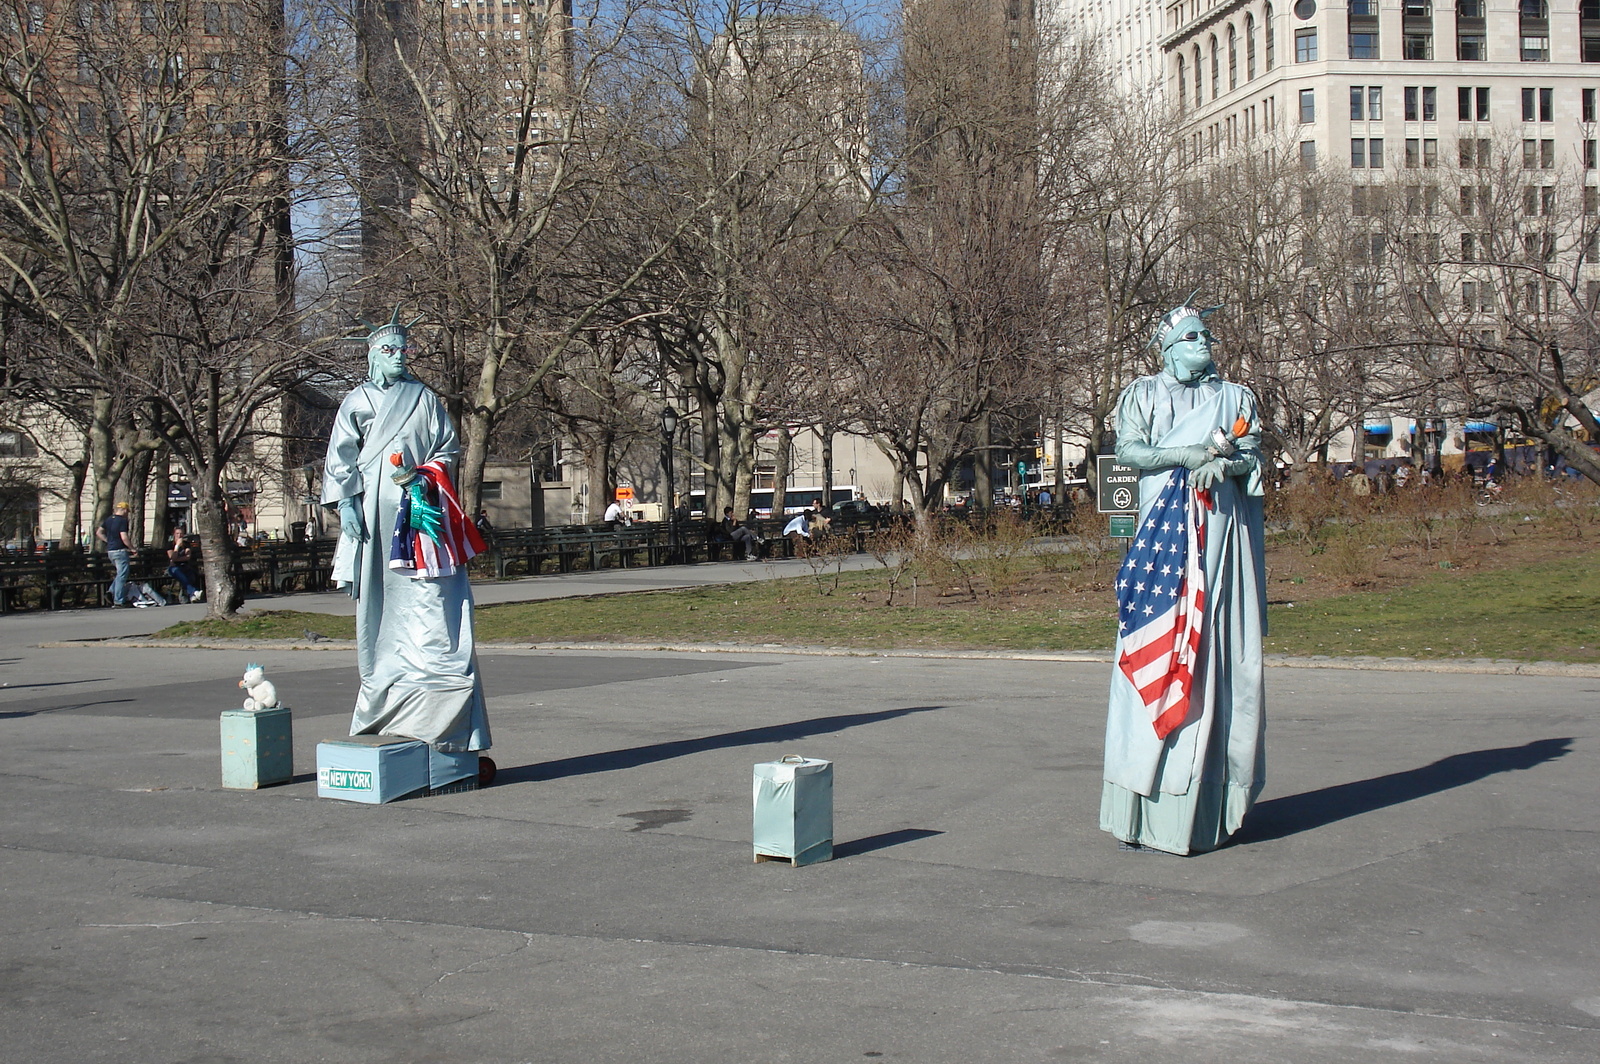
337;496;366;541
406;482;444;543
1192;458;1228;490
1162;445;1215;471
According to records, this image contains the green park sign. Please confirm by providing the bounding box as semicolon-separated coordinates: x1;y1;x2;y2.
1095;455;1139;515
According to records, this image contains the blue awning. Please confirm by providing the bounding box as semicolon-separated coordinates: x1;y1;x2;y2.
1363;423;1393;435
1464;421;1498;433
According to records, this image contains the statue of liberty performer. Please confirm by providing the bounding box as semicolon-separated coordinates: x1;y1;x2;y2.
322;312;492;756
1100;299;1266;855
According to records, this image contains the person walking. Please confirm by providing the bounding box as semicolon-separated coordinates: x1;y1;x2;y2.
95;502;135;608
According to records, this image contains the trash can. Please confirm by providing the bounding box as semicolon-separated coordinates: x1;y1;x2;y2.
753;755;833;866
289;521;306;544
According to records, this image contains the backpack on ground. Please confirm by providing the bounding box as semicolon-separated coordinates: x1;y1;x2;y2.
134;582;167;607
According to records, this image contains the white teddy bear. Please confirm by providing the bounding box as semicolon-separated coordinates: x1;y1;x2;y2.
238;664;280;712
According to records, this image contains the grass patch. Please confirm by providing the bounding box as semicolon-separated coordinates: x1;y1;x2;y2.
152;520;1600;663
158;611;356;641
469;575;1118;651
1263;551;1600;662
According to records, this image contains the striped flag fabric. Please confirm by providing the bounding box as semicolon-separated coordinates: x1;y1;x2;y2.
1115;470;1208;739
388;461;488;578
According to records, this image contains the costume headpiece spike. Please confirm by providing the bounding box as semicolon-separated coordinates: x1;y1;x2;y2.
1151;295;1226;351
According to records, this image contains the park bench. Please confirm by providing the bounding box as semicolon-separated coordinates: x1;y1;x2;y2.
0;554;45;613
231;541;332;595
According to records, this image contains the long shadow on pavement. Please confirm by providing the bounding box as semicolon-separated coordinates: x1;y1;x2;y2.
501;705;945;784
834;828;944;859
1238;736;1573;844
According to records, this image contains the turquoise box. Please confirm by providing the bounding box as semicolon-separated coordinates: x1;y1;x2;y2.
753;756;833;866
427;746;477;791
316;736;428;804
220;707;293;789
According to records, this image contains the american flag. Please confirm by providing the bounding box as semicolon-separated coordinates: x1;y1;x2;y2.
1115;471;1208;740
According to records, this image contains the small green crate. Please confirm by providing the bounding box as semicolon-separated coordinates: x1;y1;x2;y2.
753;756;833;866
220;707;294;790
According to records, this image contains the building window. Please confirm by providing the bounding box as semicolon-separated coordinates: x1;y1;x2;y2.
1193;46;1203;103
1403;32;1433;59
1404;86;1437;121
1228;26;1239;90
1584;140;1597;169
1177;56;1187;110
1458;138;1491;168
480;481;503;500
1295;27;1317;62
1350;31;1379;57
1404;139;1437;167
1211;35;1220;99
1246;14;1257;78
1457;0;1488;61
1300;139;1316;168
1354;232;1386;265
1350;85;1365;120
1351;137;1383;167
1299;88;1315;122
1265;4;1276;68
1404;186;1439;216
1519;2;1550;62
1349;0;1377;13
1522;87;1553;122
1457;86;1490;121
1583;88;1596;122
1584;0;1600;61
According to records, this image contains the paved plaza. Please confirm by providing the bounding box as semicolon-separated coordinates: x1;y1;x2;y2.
1;567;1597;1062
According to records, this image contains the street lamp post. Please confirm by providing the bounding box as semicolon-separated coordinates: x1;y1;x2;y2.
661;405;679;564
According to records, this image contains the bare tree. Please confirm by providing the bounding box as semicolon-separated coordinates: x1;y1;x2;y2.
1387;137;1600;483
614;1;881;518
0;0;320;615
346;0;719;515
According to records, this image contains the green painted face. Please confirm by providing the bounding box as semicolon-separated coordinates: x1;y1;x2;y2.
1159;313;1215;384
367;324;409;386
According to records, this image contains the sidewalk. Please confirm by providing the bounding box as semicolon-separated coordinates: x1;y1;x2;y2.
0;605;1596;1060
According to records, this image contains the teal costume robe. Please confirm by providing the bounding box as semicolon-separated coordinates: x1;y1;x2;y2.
1100;371;1266;854
322;377;491;753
